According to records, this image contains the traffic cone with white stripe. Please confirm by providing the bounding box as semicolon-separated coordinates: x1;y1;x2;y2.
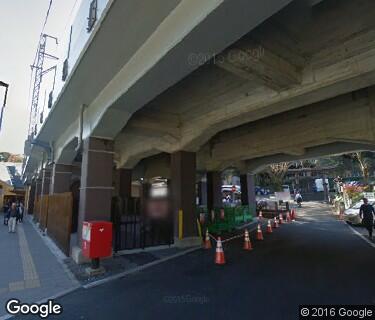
279;213;283;225
273;216;279;228
203;229;212;249
267;219;273;233
256;223;264;240
286;211;291;223
243;229;252;251
258;211;263;222
215;237;225;265
292;209;297;220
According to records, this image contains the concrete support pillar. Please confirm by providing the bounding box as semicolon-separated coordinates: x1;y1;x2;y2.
197;180;207;206
240;173;256;213
77;137;114;241
50;164;73;194
118;168;132;199
117;168;132;214
207;171;222;212
26;182;36;214
170;151;199;245
41;166;52;195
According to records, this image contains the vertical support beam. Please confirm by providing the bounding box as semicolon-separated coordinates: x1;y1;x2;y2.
197;180;207;206
35;178;42;198
240;173;256;213
170;151;199;244
117;168;132;214
118;168;132;199
41;166;52;196
240;174;249;205
207;171;222;212
50;163;73;194
77;137;114;243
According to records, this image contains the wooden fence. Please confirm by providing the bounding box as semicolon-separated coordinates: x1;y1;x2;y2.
39;196;49;230
33;196;41;222
33;193;73;256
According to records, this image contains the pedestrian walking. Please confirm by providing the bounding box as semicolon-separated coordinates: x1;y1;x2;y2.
7;203;18;233
4;208;9;225
18;202;24;223
359;198;375;240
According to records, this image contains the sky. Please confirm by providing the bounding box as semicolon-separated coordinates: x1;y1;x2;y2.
0;0;78;154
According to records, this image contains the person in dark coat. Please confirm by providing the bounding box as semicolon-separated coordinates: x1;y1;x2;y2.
7;203;19;233
359;198;375;240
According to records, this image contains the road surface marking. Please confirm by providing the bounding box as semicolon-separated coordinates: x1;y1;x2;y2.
17;225;41;289
346;224;375;248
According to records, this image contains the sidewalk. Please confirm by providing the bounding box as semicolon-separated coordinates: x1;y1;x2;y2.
0;214;79;317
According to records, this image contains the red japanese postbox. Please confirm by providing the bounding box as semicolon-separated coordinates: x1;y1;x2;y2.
82;221;112;259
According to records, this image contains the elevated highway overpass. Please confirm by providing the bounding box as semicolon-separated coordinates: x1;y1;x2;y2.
23;0;375;259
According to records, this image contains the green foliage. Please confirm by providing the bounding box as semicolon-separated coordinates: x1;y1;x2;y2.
0;152;23;163
0;152;11;162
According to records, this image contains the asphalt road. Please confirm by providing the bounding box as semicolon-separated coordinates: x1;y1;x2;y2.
16;203;375;319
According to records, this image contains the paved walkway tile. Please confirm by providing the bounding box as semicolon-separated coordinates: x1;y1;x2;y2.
0;213;78;317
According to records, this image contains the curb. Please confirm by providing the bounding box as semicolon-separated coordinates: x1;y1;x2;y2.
346;223;375;249
83;246;201;289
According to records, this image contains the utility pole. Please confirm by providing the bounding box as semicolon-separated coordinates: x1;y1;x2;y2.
0;80;9;132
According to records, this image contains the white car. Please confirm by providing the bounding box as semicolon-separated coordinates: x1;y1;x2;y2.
344;200;375;225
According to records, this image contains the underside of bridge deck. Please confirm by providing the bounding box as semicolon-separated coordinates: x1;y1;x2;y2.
114;0;375;173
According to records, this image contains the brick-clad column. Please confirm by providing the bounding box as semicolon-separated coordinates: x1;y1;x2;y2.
77;137;114;241
50;163;73;194
170;151;199;244
207;171;222;212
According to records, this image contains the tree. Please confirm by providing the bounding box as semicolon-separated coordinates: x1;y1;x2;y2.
7;154;23;163
265;162;291;191
353;152;371;183
222;167;240;185
0;152;10;162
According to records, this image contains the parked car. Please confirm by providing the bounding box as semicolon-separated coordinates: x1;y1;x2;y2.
344;200;375;225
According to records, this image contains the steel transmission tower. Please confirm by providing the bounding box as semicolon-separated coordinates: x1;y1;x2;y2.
28;34;58;138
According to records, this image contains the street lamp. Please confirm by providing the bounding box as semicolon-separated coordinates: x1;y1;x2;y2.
0;80;9;132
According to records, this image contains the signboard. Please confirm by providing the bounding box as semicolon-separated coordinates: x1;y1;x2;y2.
82;224;91;241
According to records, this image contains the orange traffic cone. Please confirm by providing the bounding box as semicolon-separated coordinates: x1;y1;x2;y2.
267;219;273;233
258;211;263;222
243;229;252;251
290;209;294;221
203;229;212;249
286;211;291;223
256;223;264;240
279;213;283;225
215;237;225;265
273;216;279;228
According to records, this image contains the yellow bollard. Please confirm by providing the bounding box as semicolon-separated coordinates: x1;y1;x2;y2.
178;209;183;240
